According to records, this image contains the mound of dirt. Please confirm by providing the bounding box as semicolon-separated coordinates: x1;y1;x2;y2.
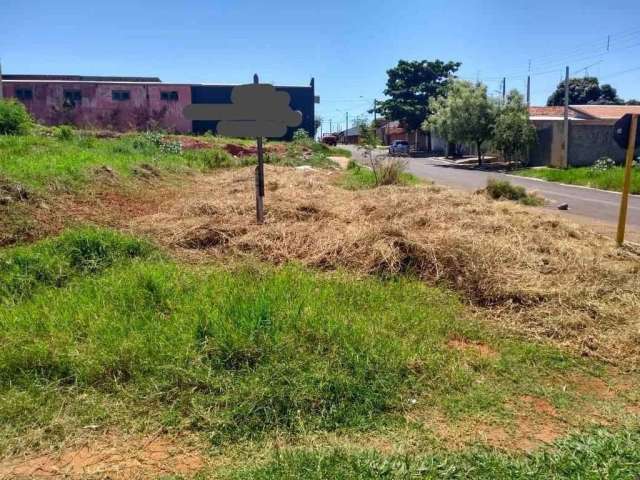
128;166;640;365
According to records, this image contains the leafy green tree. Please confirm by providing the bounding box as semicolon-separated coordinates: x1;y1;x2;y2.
547;77;622;106
0;99;33;135
494;90;537;165
377;59;461;149
425;80;496;165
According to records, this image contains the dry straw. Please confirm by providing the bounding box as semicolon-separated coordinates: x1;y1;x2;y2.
133;166;640;366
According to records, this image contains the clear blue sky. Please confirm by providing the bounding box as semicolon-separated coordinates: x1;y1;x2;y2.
2;0;640;132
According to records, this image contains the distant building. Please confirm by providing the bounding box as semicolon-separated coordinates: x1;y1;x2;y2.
528;105;640;167
0;73;316;140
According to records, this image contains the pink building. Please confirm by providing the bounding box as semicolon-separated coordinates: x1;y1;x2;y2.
1;74;192;132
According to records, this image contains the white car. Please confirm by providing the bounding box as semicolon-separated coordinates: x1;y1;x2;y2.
388;140;410;156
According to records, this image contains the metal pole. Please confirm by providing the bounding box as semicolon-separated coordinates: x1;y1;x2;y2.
254;73;265;224
373;99;377;124
526;75;531;106
0;60;3;100
616;114;638;246
563;66;570;168
329;119;332;134
502;77;506;104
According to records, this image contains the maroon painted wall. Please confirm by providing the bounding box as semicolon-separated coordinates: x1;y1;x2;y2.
2;82;192;132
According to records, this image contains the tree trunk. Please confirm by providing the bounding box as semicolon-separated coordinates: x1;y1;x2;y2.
477;141;482;166
427;131;432;153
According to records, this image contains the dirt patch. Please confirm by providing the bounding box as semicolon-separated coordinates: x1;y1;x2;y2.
520;395;558;417
0;434;206;479
447;337;497;358
569;374;616;400
126;166;640;366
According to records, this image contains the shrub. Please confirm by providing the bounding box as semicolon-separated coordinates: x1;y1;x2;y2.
0;99;33;135
485;178;543;206
591;156;616;173
53;125;75;141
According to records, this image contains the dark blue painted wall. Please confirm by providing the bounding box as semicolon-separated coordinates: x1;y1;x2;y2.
190;84;315;140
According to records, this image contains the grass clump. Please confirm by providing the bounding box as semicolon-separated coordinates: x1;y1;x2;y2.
228;427;640;479
485;178;544;206
0;227;154;304
515;165;640;194
340;161;419;190
0;99;33;135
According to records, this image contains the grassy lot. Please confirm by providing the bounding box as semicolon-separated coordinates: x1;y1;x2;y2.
515;165;640;194
1;131;639;477
1;228;638;477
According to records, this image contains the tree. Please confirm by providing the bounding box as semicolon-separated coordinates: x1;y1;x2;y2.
493;90;537;165
425;80;496;165
547;77;622;106
377;59;461;150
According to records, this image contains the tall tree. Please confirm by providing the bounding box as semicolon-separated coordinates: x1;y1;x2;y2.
494;90;537;164
425;80;496;165
377;59;461;150
547;77;622;106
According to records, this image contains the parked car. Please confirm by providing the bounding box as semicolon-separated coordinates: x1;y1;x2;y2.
388;140;410;156
321;135;338;146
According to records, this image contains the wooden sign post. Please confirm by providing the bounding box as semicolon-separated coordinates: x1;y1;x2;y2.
253;74;265;224
616;113;638;246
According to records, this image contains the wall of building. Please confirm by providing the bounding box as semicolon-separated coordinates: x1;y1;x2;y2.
568;121;626;166
2;82;192;132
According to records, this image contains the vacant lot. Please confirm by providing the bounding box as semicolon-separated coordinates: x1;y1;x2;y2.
516;165;640;194
0;131;639;478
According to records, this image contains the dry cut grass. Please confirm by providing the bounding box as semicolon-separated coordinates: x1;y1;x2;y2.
130;166;640;365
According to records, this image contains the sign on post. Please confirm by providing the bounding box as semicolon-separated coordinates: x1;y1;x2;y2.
614;113;639;246
183;75;303;223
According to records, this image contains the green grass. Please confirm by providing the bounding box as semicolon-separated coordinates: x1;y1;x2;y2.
515;166;640;194
0;228;593;455
228;427;640;479
0;133;245;191
340;163;421;190
0;133;343;193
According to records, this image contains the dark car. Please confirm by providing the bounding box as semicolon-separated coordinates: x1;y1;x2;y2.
322;135;338;146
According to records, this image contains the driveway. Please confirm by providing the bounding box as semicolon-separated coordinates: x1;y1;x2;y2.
343;145;640;234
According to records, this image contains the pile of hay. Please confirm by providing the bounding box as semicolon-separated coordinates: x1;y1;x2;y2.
132;166;640;365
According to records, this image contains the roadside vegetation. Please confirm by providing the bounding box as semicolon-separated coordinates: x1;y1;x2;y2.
515;162;640;194
485;178;544;206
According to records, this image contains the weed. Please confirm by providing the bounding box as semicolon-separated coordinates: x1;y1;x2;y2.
515;166;640;194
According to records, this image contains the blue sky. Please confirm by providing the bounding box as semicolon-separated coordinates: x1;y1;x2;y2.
2;0;640;132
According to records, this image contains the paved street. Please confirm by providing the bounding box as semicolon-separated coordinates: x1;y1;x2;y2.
344;145;640;233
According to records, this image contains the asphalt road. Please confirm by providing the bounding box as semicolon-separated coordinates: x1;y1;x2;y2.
344;145;640;232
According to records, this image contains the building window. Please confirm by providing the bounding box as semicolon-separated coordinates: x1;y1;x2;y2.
161;91;179;101
112;90;130;101
16;88;33;101
63;90;82;107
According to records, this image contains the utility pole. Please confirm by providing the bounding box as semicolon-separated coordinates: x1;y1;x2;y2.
563;66;570;168
502;77;506;104
345;112;349;144
526;75;531;106
373;99;377;124
329;119;332;134
0;60;3;100
607;34;611;52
